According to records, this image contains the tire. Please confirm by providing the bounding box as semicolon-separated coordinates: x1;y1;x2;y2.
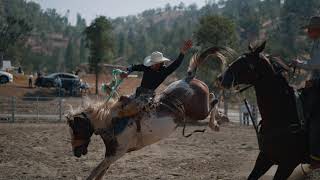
0;76;9;84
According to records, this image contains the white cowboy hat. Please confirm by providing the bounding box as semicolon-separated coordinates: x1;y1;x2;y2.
143;51;171;67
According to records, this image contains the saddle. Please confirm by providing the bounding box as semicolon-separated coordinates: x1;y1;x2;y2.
111;95;157;133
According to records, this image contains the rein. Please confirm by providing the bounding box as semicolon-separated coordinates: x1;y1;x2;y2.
105;69;125;103
243;99;261;150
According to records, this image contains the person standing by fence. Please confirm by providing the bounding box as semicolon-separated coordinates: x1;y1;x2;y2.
54;77;62;97
251;104;258;125
28;74;33;88
240;102;250;125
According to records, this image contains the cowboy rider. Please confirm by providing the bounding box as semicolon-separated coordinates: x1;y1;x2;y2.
293;16;320;169
114;40;193;120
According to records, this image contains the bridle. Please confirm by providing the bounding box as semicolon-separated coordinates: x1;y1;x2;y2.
231;54;288;94
69;112;93;148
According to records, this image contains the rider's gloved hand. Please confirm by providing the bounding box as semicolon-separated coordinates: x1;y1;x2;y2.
120;72;129;79
180;40;193;55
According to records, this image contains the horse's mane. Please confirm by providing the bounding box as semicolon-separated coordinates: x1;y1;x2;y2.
67;97;116;124
266;54;290;73
187;46;237;77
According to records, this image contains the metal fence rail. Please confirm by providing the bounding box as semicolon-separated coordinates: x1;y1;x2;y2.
0;96;261;124
0;96;85;122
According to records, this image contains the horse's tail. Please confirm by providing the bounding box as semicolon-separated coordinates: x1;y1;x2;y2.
187;46;236;79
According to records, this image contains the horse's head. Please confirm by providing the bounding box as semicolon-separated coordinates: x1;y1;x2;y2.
219;41;274;89
66;109;94;158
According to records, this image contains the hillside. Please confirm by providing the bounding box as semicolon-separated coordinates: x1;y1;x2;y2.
1;0;320;77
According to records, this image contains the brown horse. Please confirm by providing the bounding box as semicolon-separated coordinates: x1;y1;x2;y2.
66;47;232;180
219;41;310;179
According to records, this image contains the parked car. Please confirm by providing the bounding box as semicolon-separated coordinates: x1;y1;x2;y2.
0;71;13;84
35;72;81;90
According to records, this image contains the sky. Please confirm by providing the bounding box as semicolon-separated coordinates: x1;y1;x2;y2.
28;0;208;25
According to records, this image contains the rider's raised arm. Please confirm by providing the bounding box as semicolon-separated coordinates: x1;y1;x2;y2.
163;40;192;76
127;64;147;73
163;53;185;76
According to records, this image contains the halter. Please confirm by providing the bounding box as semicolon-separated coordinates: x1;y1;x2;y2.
70;112;93;148
235;54;288;93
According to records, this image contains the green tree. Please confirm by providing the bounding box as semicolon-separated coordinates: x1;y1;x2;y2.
84;16;114;94
65;39;79;72
79;37;88;63
0;16;32;60
195;15;238;48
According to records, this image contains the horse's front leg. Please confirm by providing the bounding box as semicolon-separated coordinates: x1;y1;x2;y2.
87;136;129;180
88;124;137;180
86;149;127;180
86;158;109;180
95;168;108;180
273;162;298;180
248;152;274;180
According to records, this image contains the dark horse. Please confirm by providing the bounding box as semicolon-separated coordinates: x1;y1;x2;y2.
219;41;310;179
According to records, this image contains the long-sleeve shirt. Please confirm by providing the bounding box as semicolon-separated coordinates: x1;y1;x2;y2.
128;53;184;90
297;40;320;78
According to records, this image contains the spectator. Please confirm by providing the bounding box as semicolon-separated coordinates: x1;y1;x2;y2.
54;77;62;96
37;71;41;77
18;67;22;74
75;69;81;75
28;74;33;88
80;82;90;94
240;102;250;125
251;104;258;125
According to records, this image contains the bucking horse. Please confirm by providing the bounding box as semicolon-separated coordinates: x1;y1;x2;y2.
65;47;233;180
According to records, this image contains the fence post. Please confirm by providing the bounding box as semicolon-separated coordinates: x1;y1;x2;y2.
81;97;84;107
59;98;62;121
36;96;39;122
11;96;15;123
239;103;242;125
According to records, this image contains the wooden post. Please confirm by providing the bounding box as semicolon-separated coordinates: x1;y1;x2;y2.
59;98;62;121
11;96;15;123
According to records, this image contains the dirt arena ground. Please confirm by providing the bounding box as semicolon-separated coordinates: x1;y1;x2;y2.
1;122;319;180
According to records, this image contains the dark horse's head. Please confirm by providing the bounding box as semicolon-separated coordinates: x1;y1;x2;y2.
66;112;94;158
219;41;289;89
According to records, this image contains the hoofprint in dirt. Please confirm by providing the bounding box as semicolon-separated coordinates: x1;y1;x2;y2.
0;123;317;180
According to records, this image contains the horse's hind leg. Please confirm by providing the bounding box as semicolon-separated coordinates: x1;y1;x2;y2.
248;152;274;180
273;163;297;180
209;92;218;111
